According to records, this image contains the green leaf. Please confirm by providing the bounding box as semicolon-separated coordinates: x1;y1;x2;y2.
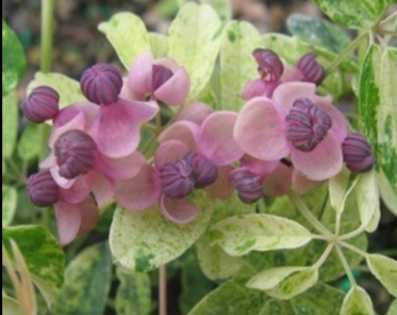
2;185;17;227
115;267;151;315
53;243;112;315
18;123;50;162
149;32;168;58
377;171;397;216
340;286;375;315
211;213;313;256
387;299;397;315
3;20;26;96
366;254;397;297
168;2;223;100
3;225;65;288
218;21;262;110
2;294;23;315
329;168;350;215
109;197;213;271
99;12;150;69
200;0;232;22
2;92;19;159
286;14;350;53
27;72;86;108
312;0;392;29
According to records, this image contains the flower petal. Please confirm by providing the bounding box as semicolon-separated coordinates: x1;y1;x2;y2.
77;196;100;236
154;68;190;106
49;110;85;147
89;99;158;158
241;79;278;100
160;195;199;224
291;170;321;194
158;120;199;150
115;164;161;211
198;111;244;166
234;97;289;161
263;162;292;196
59;176;91;204
50;166;76;189
55;201;82;245
290;133;343;181
176;102;212;125
206;166;233;200
155;140;190;167
127;52;154;99
241;155;279;177
86;172;115;209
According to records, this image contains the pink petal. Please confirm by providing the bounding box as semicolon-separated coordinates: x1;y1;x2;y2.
40;153;56;169
158;120;199;150
59;176;91;204
155;58;180;72
206;166;233;200
77;196;100;236
55;201;82;245
198;111;244;166
154;68;190;106
280;65;304;82
160;195;199;224
291;170;321;194
86;172;115;209
241;79;278;100
89;99;158;158
241;155;279;177
50;166;76;189
49;111;85;148
290;133;343;181
263;163;292;196
95;151;146;180
127;52;154;99
155;140;190;168
234;97;289;161
176;102;213;125
115;164;161;211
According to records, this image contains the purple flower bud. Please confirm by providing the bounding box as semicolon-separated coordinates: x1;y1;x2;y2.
54;130;97;179
286;98;332;152
296;53;325;85
342;132;375;173
22;86;59;123
229;168;264;204
80;63;122;105
152;64;173;91
252;48;284;83
159;158;195;199
27;170;59;207
185;152;218;188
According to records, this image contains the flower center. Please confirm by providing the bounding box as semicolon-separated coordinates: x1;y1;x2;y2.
252;48;284;83
152;64;173;91
286;98;332;152
230;168;263;204
185;152;218;188
54;130;97;179
342;132;375;172
27;170;59;207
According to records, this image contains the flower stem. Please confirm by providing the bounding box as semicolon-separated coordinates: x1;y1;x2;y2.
41;0;55;72
339;241;368;258
336;245;357;287
313;243;334;269
339;225;366;241
159;264;167;315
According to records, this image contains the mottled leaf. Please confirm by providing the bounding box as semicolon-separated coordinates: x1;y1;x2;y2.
366;254;397;297
200;0;232;22
340;286;375;315
149;32;168;58
2;185;17;227
329;168;350;215
387;299;397;315
2;91;19;159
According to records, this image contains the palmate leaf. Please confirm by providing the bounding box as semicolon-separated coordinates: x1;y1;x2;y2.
340;286;376;315
366;254;397;297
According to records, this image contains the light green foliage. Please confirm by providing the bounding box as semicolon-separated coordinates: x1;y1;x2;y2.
3;20;26;97
3;225;65;288
366;254;397;297
377;171;397;215
27;72;86;108
53;243;112;315
329;168;350;215
149;32;168;58
287;14;350;53
115;267;152;315
312;0;392;29
2;92;19;159
340;286;375;315
200;0;232;22
168;2;223;100
17;123;50;162
109;198;213;271
99;12;151;69
2;294;22;315
387;300;397;315
211;213;313;256
2;185;17;227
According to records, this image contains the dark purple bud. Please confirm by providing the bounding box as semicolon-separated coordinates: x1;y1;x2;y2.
80;63;122;105
54;130;97;179
296;53;325;85
252;48;284;83
286;98;332;152
22;86;59;123
342;132;375;173
27;170;59;207
159;158;195;199
185;152;218;188
229;168;264;204
152;64;173;91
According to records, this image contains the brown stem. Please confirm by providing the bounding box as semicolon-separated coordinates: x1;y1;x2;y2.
159;264;167;315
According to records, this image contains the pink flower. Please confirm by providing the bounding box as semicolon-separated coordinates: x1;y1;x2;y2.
122;52;190;106
235;82;347;181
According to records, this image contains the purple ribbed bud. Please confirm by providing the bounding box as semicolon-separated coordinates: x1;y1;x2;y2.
80;63;122;105
297;53;325;85
229;168;264;204
185;152;218;188
342;133;375;173
252;48;284;82
27;170;59;207
54;130;97;179
152;64;173;91
22;86;59;123
286;98;332;152
159;158;195;199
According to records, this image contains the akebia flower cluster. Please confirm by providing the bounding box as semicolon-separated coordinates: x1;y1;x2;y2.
24;49;375;245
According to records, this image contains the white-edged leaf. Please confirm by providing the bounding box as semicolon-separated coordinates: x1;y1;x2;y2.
2;185;17;227
99;12;150;69
340;286;375;315
210;213;313;256
377;171;397;216
366;254;397;297
149;32;168;58
329;168;350;214
168;2;223;99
